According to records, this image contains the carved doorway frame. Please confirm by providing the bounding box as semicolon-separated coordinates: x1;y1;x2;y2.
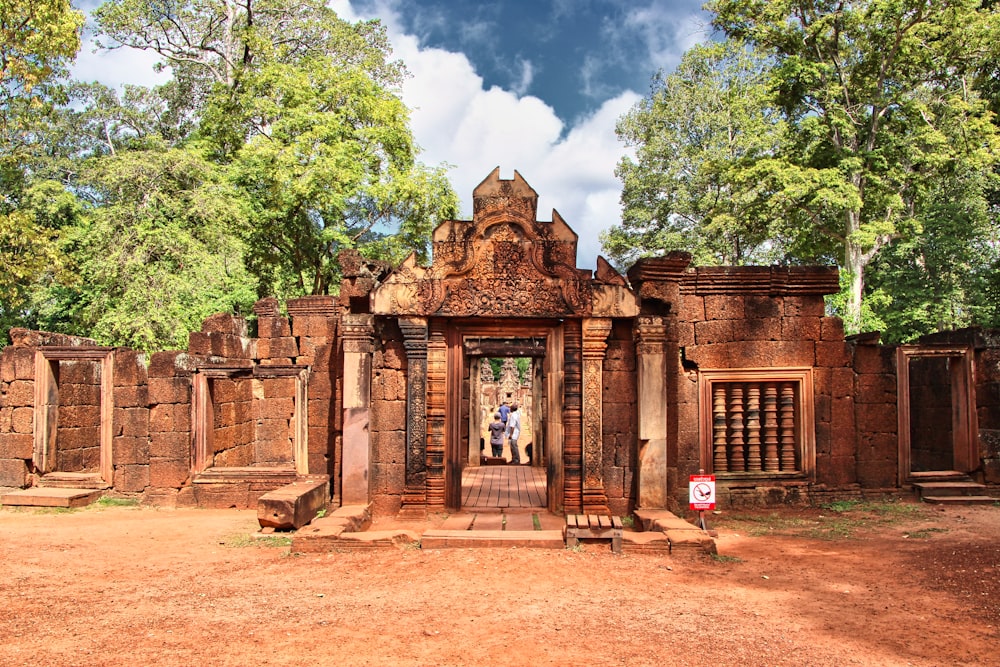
441;319;565;513
896;345;977;485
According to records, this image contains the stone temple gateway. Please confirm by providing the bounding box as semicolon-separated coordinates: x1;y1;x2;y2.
1;169;998;527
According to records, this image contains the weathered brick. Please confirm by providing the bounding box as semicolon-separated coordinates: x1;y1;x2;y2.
115;407;148;437
254;397;295;421
735;318;782;341
370;400;406;432
113;385;148;408
782;317;822;342
783;296;826;318
816;341;851;367
256;336;298;359
0;458;28;487
291;314;336;338
0;432;33;459
113;436;149;465
113;464;150;493
11;347;35;380
201;313;247;336
148;429;185;457
5;380;34;407
256;316;292;339
852;344;894;374
704;295;745;320
149;458;190;487
148;377;190;404
254;436;293;465
60;360;100;384
11;406;33;433
820;317;845;341
856;402;896;433
149;403;191;433
372;429;405;464
112;350;146;386
745;295;782;319
694;319;735;345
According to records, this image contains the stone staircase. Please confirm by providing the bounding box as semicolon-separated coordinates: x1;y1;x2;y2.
911;471;996;505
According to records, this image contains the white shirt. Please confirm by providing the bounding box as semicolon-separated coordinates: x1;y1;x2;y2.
506;410;521;440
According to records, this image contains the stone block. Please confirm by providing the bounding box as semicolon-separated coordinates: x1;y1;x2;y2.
148;351;185;379
5;380;33;408
149;457;190;488
782;317;821;342
0;432;33;459
114;464;150;493
307;400;330;427
688;341;816;368
257;476;330;529
745;295;782;319
256;336;299;360
291;315;336;339
815;421;831;455
820;317;845;341
372;429;405;464
375;344;405;371
694;319;735;345
370;400;406;432
832;368;855;398
308;373;333;400
11;347;35;380
113;435;149;465
113;385;148;408
371;370;405;402
261;377;295;399
201;313;247;336
115;407;148;437
856;459;897;488
308;426;332;452
831;421;857;457
254;436;293;466
299;339;334;367
704;295;745;320
858;431;899;460
256;316;292;339
60;360;100;384
187;332;212;355
852;345;893;375
11;406;33;433
372;462;405;494
815;394;832;423
111;350;145;387
819;455;857;486
254;397;295;420
193;482;252;509
856;374;896;404
150;431;188;458
0;349;13;383
783;296;825;318
737;318;782;341
682;294;706;321
150;403;191;433
0;458;28;487
856;402;895;433
831;397;856;430
815;341;851;367
148;377;190;405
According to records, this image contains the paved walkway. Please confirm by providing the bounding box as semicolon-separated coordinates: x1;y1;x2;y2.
461;465;546;509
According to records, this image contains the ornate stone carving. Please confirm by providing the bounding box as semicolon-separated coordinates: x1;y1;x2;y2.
582;318;612;514
398;317;428;516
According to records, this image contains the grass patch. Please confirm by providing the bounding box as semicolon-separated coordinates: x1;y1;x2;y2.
96;496;140;507
904;527;949;539
713;500;933;540
532;514;542;530
620;515;635;529
711;553;743;563
224;533;293;548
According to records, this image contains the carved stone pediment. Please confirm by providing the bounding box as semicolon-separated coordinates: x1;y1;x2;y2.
372;168;639;318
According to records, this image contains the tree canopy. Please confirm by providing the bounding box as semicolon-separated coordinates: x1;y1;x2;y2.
606;0;1000;338
0;0;457;351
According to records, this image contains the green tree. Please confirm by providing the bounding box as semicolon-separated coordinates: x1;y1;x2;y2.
709;0;1000;332
48;145;258;351
606;40;787;268
0;0;84;333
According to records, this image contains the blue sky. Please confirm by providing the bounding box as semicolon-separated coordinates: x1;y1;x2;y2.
72;0;711;269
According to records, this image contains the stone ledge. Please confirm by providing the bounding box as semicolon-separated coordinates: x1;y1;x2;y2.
420;529;564;550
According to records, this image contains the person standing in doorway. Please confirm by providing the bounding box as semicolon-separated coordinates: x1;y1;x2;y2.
506;403;522;465
498;401;510;428
488;412;505;458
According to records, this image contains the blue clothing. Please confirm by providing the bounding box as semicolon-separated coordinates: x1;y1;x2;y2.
498;404;510;424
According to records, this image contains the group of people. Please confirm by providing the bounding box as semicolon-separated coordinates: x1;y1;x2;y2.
487;400;524;464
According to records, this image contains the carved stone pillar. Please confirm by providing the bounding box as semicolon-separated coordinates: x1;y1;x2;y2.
582;318;612;514
425;321;447;509
635;316;669;509
341;314;374;505
398;317;428;518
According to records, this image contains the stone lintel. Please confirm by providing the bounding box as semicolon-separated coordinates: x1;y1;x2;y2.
626;253;693;284
680;265;840;296
286;295;338;316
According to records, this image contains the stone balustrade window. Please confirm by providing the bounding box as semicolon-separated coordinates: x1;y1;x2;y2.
698;368;815;479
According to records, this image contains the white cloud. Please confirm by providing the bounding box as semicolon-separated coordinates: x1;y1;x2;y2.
376;6;633;270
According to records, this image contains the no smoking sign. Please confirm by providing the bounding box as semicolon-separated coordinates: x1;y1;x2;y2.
689;474;716;511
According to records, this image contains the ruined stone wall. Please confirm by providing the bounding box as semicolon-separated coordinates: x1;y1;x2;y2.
844;339;896;489
602;319;637;516
55;360;101;473
669;267;853;506
977;345;1000;484
111;350;149;492
369;318;406;516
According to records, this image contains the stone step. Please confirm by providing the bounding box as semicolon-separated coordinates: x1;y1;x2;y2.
922;495;997;505
1;487;104;508
913;480;988;497
420;529;565;550
36;472;109;490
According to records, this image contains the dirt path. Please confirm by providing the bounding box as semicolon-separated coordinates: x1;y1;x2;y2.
1;502;997;666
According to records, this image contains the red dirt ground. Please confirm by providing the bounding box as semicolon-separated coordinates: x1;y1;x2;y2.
1;501;997;666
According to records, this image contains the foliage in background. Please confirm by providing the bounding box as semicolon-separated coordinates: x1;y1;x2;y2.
0;0;457;351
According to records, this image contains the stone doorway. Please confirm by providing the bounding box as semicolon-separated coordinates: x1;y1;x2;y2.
444;322;564;513
896;345;977;482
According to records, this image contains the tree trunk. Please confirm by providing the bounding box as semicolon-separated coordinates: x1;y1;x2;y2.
844;209;864;334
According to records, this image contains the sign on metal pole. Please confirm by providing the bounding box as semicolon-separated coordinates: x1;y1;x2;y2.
689;474;716;511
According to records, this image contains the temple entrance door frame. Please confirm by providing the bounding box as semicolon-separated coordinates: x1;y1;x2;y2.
896;345;977;484
444;319;564;513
